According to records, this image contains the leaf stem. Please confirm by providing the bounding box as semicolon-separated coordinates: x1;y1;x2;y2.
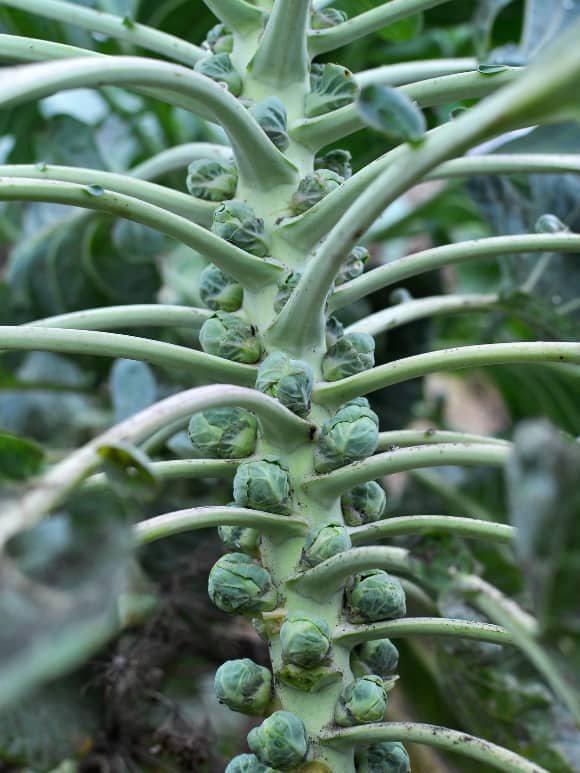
377;430;511;450
333;617;513;647
85;459;239;490
350;516;515;546
355;58;478;88
28;305;211;332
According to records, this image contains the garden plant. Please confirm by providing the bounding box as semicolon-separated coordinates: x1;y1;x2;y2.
1;0;580;771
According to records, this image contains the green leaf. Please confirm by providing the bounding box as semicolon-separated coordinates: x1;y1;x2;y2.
109;358;157;423
97;441;160;501
357;85;426;146
0;432;43;481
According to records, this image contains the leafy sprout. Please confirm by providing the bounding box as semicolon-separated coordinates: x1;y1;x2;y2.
247;711;309;770
208;553;278;615
194;53;243;96
199;311;263;362
186;157;238;201
199;263;243;312
214;658;272;715
347;570;407;623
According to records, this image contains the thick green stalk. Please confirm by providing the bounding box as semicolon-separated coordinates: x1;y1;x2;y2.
355;58;477;87
377;430;511;450
350;516;515;545
0;0;205;66
334;617;514;647
0;178;280;289
202;0;265;30
28;305;211;332
305;443;511;499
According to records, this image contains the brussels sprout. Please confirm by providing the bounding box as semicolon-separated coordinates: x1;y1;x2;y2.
358;742;411;773
218;523;260;554
326;315;344;347
233;457;291;514
194;53;243;96
351;639;399;678
291;169;344;215
225;754;279;773
311;7;348;29
199;311;262;363
255;352;314;417
280;614;331;667
249;96;289;151
336;245;369;285
314;399;379;473
341;481;386;526
211;201;269;257
322;332;375;381
274;271;302;312
347;570;406;623
204;22;234;54
305;63;358;118
315;149;352;179
248;711;308;770
187;406;258;458
214;658;272;715
186;158;238;201
301;522;351;566
335;675;388;726
208;552;277;615
199;263;243;311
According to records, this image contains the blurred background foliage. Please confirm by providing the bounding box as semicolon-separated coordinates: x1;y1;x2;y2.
1;0;579;771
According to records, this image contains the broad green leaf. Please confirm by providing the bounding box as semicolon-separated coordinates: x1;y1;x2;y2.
0;431;43;481
357;84;426;146
109;358;157;423
522;0;580;58
97;441;160;501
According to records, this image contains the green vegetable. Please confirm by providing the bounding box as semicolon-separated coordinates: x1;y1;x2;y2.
208;552;278;615
351;639;399;679
322;332;375;381
233;457;292;514
301;522;351;566
225;754;279;773
186;157;238;201
337;245;369;285
311;7;348;29
218;522;260;554
194;53;243;96
314;398;379;473
211;201;270;257
247;711;309;770
199;263;243;311
347;570;407;623
314;148;352;179
214;658;272;715
357;741;411;773
305;63;358;118
255;351;314;417
205;22;234;54
280;614;331;668
199;311;262;363
249;96;289;151
334;675;388;726
291;169;344;215
341;481;387;526
187;406;258;459
274;271;302;313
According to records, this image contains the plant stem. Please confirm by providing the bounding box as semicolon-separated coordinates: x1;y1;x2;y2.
0;33;103;64
320;722;547;773
28;305;211;332
1;0;205;66
314;342;580;404
304;443;511;499
85;459;240;490
377;430;511;450
0;56;295;192
136;506;306;543
0;385;312;546
334;617;513;647
350;516;515;545
202;0;265;30
429;153;580;180
346;293;499;337
355;58;478;87
331;233;580;310
0;178;280;289
0;164;213;225
308;0;456;56
130;143;233;180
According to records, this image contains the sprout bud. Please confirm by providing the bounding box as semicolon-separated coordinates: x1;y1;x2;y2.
314;399;379;473
187;406;257;459
199;263;243;311
301;522;351;566
208;552;278;615
199;311;262;363
334;675;388;726
211;201;269;257
357;742;411;773
347;570;406;623
311;6;348;28
256;352;314;417
225;754;279;773
194;53;243;96
205;23;234;54
249;96;289;151
351;639;399;678
280;614;331;667
305;63;358;118
274;271;302;312
218;523;260;554
233;457;292;514
186;158;238;201
248;711;309;770
337;246;369;285
341;481;386;526
291;169;344;215
315;149;352;179
322;332;375;381
214;658;272;715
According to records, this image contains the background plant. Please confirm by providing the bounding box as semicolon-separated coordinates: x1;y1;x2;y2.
1;0;580;771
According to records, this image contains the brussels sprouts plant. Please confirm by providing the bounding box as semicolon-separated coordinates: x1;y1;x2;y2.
2;1;580;771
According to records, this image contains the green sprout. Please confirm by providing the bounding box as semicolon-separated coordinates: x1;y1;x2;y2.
280;614;331;668
186;157;238;201
347;570;407;623
291;169;344;215
314;398;379;473
225;754;279;773
351;639;400;679
256;351;314;417
341;481;387;526
194;53;243;96
214;658;272;715
301;522;351;566
208;552;278;615
199;311;262;363
199;263;243;312
334;675;388;726
211;201;270;257
247;711;309;770
322;333;375;382
233;457;292;514
187;407;257;459
357;742;411;773
305;63;359;118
